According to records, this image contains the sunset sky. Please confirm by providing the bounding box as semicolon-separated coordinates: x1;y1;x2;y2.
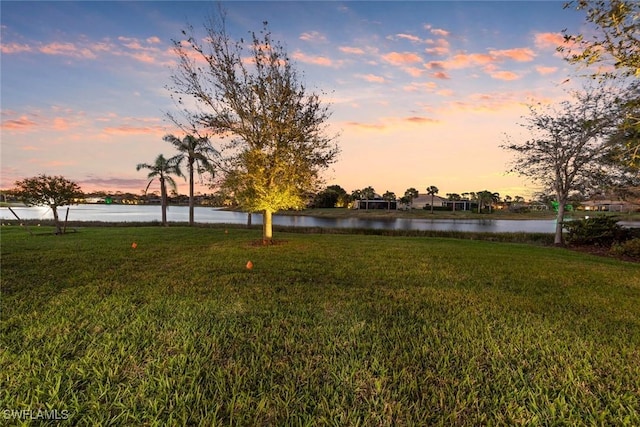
1;1;592;199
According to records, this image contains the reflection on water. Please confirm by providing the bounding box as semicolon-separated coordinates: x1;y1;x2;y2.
1;204;563;233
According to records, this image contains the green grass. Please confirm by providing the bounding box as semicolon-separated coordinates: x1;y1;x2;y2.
1;226;639;425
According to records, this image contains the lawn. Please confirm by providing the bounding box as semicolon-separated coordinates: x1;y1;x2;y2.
1;225;639;425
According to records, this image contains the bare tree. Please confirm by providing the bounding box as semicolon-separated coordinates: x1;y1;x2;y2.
168;13;339;244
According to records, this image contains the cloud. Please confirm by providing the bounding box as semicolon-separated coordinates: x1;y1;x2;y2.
0;42;32;54
39;42;97;59
382;51;422;65
488;70;521;81
389;33;422;43
1;116;37;131
535;65;558;75
425;38;450;56
52;117;70;131
339;46;365;55
489;48;535;62
404;116;439;124
432;71;451;80
430;28;450;37
534;32;565;50
403;82;437;92
103;124;166;135
291;50;334;67
424;24;451;37
299;31;327;42
357;73;386;83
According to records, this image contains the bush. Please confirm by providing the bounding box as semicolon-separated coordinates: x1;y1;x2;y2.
610;238;640;258
564;216;633;246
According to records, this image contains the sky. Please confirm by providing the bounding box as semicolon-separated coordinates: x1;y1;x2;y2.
1;1;594;199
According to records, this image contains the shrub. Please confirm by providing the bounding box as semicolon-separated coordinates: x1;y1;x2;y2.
610;238;640;258
564;216;632;246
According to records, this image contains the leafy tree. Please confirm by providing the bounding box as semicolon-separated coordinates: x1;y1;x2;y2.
136;154;184;226
560;1;640;170
446;193;462;211
12;174;83;234
382;190;396;211
404;187;419;209
169;15;338;244
312;187;339;208
426;185;439;214
163;134;217;225
325;185;350;207
560;0;639;78
502;85;631;245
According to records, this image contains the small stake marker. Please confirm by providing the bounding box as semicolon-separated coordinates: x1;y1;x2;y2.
246;260;253;270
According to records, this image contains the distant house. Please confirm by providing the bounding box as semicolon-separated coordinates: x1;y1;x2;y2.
581;200;639;212
410;194;447;210
354;199;397;210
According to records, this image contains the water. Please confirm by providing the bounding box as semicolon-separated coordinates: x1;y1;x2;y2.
0;204;569;233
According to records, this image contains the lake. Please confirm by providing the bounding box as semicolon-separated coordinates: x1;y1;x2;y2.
0;204;575;233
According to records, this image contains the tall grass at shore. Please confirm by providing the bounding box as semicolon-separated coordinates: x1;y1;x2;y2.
1;226;639;425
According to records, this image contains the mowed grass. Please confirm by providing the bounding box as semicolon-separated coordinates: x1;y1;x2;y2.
1;226;639;426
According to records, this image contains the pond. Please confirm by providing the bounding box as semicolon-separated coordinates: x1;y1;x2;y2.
0;204;572;233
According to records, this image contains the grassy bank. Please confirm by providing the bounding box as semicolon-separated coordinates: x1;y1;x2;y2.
1;226;639;425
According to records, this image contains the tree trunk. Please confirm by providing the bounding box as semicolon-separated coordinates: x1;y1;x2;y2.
430;195;434;214
188;159;195;226
160;177;168;226
52;206;62;234
262;209;273;244
555;200;566;245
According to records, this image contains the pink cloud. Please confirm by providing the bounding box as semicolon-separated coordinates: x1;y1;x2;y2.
425;38;450;56
0;42;32;54
534;32;565;50
339;46;365;55
403;82;437;92
432;71;451;80
393;33;421;43
146;36;161;44
430;28;450;37
291;51;333;67
358;74;386;83
405;116;439;124
535;65;558;75
488;70;521;81
447;52;494;68
39;42;97;59
52;117;70;131
21;145;39;151
382;51;422;65
299;31;327;42
489;48;535;62
1;116;37;131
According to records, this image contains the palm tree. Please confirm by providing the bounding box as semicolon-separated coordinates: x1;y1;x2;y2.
426;185;439;214
382;190;396;211
404;187;419;209
163;134;216;226
136;154;184;226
